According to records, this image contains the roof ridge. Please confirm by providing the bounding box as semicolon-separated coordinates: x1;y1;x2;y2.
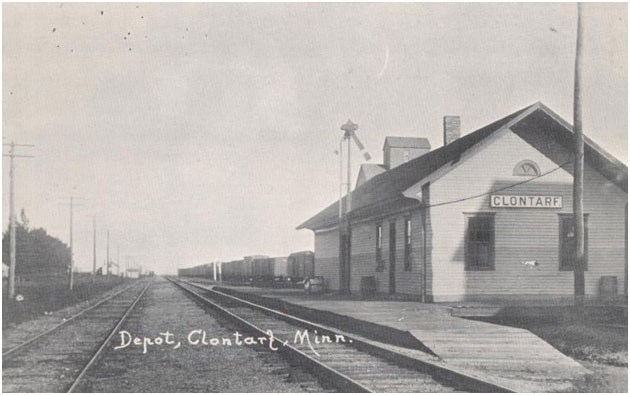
368;102;539;186
297;102;539;230
297;101;628;231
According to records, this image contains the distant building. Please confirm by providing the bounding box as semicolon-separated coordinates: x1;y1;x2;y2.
356;137;431;188
298;102;627;302
126;267;141;279
383;136;431;169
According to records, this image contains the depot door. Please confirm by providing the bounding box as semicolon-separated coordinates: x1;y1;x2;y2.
340;228;352;293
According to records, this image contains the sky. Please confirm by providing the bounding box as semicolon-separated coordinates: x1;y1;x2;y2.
2;3;627;275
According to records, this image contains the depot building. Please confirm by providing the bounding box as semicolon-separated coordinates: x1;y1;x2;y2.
298;102;627;302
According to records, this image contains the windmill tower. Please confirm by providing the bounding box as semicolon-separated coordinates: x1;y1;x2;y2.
340;119;371;214
338;120;371;294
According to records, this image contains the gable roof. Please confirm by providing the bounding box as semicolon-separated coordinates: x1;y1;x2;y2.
297;102;627;231
383;136;431;150
357;163;387;185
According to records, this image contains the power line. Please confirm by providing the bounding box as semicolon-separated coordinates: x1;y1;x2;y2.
424;160;572;209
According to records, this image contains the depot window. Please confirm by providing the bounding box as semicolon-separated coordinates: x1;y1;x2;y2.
513;160;540;176
465;214;495;271
375;224;384;271
404;217;412;271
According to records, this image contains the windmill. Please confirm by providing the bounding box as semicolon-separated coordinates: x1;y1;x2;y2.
339;120;371;216
337;120;370;295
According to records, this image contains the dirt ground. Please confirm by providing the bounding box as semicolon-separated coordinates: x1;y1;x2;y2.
3;274;130;327
572;362;628;393
470;308;627;392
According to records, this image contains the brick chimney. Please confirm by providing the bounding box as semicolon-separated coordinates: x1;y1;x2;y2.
443;116;460;146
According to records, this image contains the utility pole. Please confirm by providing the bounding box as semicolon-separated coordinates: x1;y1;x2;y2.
92;216;97;282
60;195;83;290
117;245;120;276
572;3;586;308
8;144;15;297
2;142;34;299
69;197;74;290
106;230;110;280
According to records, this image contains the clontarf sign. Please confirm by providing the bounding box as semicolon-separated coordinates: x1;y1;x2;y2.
490;195;562;208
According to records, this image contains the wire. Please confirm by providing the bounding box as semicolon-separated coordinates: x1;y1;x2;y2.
425;160;572;209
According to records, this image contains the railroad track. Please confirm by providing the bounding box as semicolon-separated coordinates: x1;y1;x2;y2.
71;278;329;393
169;278;512;393
2;280;151;393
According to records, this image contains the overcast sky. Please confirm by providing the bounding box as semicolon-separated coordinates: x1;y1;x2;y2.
2;3;627;274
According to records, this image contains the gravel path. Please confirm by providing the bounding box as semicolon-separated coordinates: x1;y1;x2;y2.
75;277;325;392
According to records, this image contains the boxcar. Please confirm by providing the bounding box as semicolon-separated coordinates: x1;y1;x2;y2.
251;257;273;283
178;263;213;278
250;256;289;283
273;256;288;278
223;260;244;281
287;251;315;280
243;255;267;279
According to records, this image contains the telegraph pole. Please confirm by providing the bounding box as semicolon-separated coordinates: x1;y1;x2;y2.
106;230;110;280
92;216;97;281
60;195;84;290
117;245;120;276
572;3;585;308
69;197;74;290
8;144;16;298
3;142;34;299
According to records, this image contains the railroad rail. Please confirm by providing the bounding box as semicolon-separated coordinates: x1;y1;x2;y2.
3;280;151;393
169;277;513;393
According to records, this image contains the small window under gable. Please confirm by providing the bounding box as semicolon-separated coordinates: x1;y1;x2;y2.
513;160;540;176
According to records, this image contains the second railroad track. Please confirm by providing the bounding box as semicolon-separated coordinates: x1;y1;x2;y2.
2;280;151;393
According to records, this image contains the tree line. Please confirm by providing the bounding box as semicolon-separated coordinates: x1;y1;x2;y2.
2;211;70;276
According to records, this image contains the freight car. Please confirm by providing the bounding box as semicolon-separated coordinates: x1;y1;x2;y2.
251;256;289;285
287;251;314;282
221;256;267;283
243;255;267;279
273;256;288;278
221;260;245;282
251;257;273;282
179;251;315;288
178;263;213;278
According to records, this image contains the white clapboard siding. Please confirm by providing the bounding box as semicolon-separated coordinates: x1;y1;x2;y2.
314;229;340;290
429;128;626;301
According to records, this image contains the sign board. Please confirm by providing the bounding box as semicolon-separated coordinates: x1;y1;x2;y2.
490;195;562;208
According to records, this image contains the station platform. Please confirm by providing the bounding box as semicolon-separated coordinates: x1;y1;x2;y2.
193;282;590;392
